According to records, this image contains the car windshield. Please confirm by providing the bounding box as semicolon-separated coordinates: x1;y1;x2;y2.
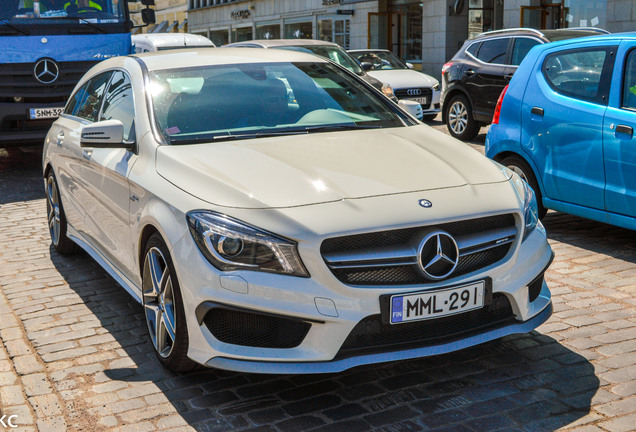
350;51;409;71
150;61;409;144
1;0;125;24
273;45;365;75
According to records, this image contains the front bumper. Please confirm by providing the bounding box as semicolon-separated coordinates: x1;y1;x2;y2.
171;193;553;373
205;301;552;374
0;102;60;146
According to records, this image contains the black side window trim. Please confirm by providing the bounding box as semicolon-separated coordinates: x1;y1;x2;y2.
541;46;618;106
621;47;636;110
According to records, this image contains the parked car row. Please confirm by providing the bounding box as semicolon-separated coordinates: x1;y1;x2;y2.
441;27;610;140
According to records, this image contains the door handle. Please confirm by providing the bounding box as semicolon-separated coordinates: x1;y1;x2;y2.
82;149;92;159
56;132;64;146
531;107;544;116
504;73;514;81
464;69;475;76
616;124;633;137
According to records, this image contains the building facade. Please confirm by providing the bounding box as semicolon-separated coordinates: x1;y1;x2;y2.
187;0;635;79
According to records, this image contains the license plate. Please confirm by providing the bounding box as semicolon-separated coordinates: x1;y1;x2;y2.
29;107;63;120
408;97;428;106
389;281;486;324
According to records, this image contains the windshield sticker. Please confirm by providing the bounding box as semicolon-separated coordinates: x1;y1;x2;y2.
166;126;181;135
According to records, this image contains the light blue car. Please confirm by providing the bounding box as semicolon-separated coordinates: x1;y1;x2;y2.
486;32;636;230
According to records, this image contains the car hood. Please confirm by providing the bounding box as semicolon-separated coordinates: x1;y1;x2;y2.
155;125;510;209
366;69;437;89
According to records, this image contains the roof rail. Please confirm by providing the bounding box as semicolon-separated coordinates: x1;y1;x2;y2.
559;27;610;34
475;28;545;38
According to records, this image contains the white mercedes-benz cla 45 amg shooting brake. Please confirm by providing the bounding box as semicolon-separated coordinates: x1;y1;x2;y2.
42;48;553;373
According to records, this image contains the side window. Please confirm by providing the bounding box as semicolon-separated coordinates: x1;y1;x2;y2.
476;38;508;64
510;38;541;66
622;49;636;110
543;47;615;105
466;42;481;58
100;71;136;141
72;72;112;122
65;81;90;116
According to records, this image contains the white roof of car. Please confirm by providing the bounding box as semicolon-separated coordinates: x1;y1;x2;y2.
133;47;329;71
132;33;215;48
225;39;339;48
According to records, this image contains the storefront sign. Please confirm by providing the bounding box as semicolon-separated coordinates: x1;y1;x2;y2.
231;10;251;19
322;0;341;5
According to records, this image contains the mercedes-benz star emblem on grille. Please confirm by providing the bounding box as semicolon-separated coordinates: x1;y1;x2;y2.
34;59;59;84
418;199;432;208
407;89;422;96
417;231;459;280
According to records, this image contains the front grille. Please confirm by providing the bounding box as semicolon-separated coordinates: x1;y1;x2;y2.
394;87;433;108
0;61;98;103
321;214;517;287
203;307;311;349
337;293;515;359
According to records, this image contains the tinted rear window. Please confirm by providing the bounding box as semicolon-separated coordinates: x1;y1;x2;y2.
476;38;508;64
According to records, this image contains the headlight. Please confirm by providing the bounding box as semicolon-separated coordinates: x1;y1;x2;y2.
511;173;539;240
381;84;395;99
186;211;309;277
432;81;440;91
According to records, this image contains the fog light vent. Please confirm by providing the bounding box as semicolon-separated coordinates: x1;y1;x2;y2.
528;274;544;303
203;307;311;349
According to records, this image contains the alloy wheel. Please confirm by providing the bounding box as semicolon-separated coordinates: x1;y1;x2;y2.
448;101;468;135
46;176;61;247
143;247;177;358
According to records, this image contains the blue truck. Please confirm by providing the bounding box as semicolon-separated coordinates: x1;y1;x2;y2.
1;0;153;147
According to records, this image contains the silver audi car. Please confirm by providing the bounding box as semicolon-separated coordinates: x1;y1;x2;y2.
42;48;553;373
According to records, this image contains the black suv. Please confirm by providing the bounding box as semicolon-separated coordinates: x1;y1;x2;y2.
441;27;608;141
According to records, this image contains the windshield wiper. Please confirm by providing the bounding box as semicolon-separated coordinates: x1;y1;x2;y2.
0;20;30;35
170;130;306;144
43;16;106;33
304;124;383;133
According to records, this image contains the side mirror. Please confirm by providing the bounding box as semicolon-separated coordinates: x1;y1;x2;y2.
81;120;132;149
141;8;156;25
398;100;423;121
406;62;414;69
360;62;373;71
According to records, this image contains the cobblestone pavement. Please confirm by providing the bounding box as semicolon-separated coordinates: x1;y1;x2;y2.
0;122;635;432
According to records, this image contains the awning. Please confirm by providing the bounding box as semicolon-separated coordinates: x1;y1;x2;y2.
167;21;178;32
151;20;169;33
177;19;188;31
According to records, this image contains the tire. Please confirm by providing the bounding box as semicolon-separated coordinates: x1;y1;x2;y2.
445;94;480;141
142;233;198;372
501;155;548;219
45;172;79;255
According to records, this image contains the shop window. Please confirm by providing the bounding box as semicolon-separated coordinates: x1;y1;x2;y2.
232;26;252;43
256;23;280;40
284;21;312;39
209;30;229;47
318;18;350;49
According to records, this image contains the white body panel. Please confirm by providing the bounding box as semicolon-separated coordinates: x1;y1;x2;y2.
42;49;553;374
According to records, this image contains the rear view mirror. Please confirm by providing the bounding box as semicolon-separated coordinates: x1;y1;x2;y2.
140;0;155;5
360;62;373;71
81;120;132;149
141;8;156;25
